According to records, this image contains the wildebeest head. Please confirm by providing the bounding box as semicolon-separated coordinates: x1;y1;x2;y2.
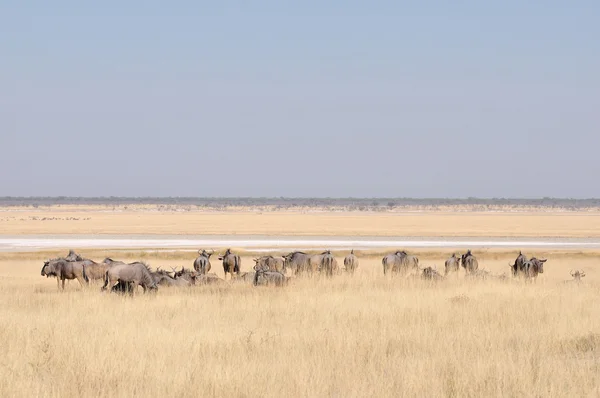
529;258;547;274
218;248;232;260
198;249;214;258
40;260;53;277
571;269;586;280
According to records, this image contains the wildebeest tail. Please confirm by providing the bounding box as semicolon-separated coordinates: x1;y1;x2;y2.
82;264;89;284
102;270;109;290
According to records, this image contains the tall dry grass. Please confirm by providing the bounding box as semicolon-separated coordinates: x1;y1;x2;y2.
1;255;600;397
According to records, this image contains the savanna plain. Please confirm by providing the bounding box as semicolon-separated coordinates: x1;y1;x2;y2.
1;206;600;397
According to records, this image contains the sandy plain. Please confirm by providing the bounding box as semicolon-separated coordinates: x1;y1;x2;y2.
1;205;600;397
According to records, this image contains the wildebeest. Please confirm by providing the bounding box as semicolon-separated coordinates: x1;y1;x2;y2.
253;255;285;273
233;271;256;284
564;270;586;284
219;249;240;279
254;270;288;287
382;251;419;275
102;262;158;293
444;253;460;275
111;280;135;296
79;259;113;282
171;267;198;286
522;257;547;281
41;259;89;290
64;250;85;262
283;252;312;275
319;251;338;277
461;250;479;274
193;249;214;275
150;268;193;287
344;249;359;274
421;266;444;281
510;251;528;277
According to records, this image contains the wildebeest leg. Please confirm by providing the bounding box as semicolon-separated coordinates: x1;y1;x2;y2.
61;278;65;290
56;277;60;291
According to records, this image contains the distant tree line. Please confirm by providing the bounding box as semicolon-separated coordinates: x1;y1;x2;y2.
1;196;600;209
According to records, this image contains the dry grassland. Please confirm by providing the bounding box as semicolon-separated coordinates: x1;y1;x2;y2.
1;251;600;397
2;206;600;237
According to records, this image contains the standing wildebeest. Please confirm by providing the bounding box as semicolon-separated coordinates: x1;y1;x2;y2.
41;259;89;290
344;249;359;274
444;253;461;276
219;249;240;279
102;263;158;293
320;251;338;277
522;257;547;282
382;251;419;275
253;256;285;273
461;250;479;274
564;270;586;284
510;251;528;277
283;252;312;275
193;249;214;275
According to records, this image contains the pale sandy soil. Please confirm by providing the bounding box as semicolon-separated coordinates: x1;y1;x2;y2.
2;206;600;237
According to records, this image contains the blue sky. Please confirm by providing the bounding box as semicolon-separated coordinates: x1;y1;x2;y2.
1;1;598;197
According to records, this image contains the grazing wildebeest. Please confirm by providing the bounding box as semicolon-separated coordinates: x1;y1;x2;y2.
461;250;479;274
41;259;89;290
253;256;285;273
254;270;288;287
344;249;359;274
522;257;547;282
193;249;214;275
219;249;240;279
510;251;528;277
283;252;312;275
102;263;158;293
444;253;460;276
195;274;225;285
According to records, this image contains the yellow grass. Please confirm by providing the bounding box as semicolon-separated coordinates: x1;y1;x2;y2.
2;253;600;397
2;207;600;396
2;206;600;237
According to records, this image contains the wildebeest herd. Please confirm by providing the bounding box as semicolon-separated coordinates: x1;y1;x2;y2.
39;248;582;295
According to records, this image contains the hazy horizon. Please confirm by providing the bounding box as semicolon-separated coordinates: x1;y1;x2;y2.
2;2;598;198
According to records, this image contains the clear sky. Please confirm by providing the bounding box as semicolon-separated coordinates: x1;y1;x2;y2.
1;1;598;197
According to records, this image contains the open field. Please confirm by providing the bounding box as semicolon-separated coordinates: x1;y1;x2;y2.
2;206;600;237
2;206;600;396
2;252;600;397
